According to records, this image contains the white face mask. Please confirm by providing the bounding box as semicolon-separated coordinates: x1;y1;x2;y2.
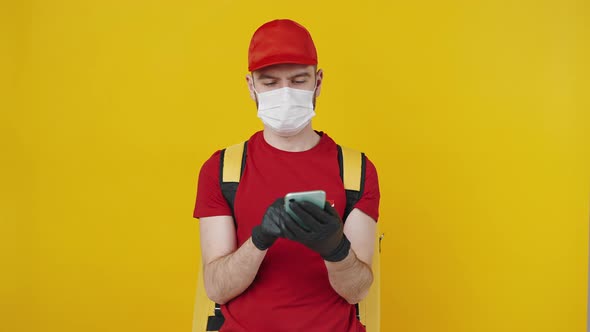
255;86;316;136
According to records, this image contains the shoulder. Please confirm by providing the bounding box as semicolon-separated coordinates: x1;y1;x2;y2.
245;131;263;147
199;133;260;178
200;150;222;176
200;133;260;171
329;137;377;175
364;155;378;177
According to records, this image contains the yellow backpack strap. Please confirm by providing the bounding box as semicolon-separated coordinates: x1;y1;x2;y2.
220;141;248;215
336;145;366;221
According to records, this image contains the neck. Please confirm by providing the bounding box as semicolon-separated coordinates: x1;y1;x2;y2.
262;125;321;152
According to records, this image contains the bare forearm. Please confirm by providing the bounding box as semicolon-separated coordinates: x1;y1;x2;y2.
204;238;266;304
325;249;373;304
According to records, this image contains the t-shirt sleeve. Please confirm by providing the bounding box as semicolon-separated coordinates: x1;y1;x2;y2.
193;150;233;219
353;156;380;222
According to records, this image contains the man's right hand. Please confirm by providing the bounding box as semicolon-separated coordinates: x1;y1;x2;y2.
251;198;290;250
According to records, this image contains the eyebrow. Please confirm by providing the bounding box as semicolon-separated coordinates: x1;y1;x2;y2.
289;72;312;79
256;72;312;80
256;73;278;80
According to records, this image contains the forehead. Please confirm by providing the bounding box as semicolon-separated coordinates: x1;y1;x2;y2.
253;63;315;79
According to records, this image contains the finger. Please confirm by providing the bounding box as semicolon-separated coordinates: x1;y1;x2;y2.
289;201;322;232
272;197;286;208
296;201;332;224
280;208;304;233
279;214;298;240
266;212;283;236
281;209;311;239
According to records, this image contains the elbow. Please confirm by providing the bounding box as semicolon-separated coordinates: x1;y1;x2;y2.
345;298;358;305
203;272;230;304
210;297;228;305
344;276;374;304
344;296;358;305
204;284;230;305
203;263;231;305
344;292;367;305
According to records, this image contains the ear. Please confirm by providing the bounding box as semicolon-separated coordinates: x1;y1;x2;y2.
245;74;257;101
314;69;324;98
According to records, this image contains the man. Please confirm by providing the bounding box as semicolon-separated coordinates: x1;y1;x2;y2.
194;19;380;331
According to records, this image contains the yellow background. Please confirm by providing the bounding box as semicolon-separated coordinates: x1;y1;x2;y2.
2;1;589;331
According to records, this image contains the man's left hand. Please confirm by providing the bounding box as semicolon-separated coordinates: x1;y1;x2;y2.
282;201;351;262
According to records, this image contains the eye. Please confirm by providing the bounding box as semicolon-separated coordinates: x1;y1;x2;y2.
263;81;277;86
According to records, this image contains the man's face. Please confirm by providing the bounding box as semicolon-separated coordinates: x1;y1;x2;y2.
246;63;323;102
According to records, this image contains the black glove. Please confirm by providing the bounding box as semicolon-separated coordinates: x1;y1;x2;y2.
251;198;290;250
282;201;351;262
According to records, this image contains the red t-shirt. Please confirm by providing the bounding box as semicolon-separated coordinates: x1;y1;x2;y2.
194;131;380;332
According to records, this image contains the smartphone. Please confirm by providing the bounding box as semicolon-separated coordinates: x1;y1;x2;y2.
284;190;326;231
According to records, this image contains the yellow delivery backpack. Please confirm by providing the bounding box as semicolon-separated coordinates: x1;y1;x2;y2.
192;141;382;332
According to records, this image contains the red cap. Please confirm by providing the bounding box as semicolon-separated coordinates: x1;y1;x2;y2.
248;19;318;72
